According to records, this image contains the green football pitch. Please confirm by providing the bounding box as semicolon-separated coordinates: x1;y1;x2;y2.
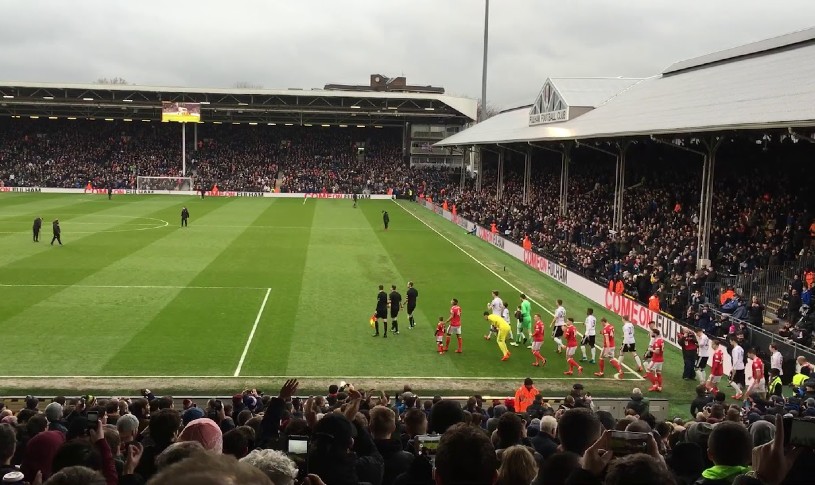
0;193;698;414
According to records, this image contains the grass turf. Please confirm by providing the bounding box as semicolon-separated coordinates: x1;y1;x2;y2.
0;193;699;417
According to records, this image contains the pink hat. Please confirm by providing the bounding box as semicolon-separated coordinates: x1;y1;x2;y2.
177;418;223;453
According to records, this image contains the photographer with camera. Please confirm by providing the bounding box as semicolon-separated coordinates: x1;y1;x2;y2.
679;328;699;380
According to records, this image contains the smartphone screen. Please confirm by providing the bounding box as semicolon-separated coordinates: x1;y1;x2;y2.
789;419;815;447
286;436;309;482
609;431;649;456
287;436;309;455
86;411;99;429
417;434;441;465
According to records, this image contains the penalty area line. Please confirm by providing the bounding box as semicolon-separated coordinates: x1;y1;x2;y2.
234;288;272;377
393;200;645;381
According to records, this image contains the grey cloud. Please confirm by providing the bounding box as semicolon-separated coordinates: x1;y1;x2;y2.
0;0;812;109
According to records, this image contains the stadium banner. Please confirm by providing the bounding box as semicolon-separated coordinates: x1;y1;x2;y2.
416;198;749;375
1;187;395;200
0;186;43;193
161;102;201;123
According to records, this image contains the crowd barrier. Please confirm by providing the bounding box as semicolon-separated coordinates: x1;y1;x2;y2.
0;186;395;200
417;198;751;378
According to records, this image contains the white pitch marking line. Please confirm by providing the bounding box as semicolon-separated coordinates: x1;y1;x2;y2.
0;284;269;290
393;200;644;380
234;288;272;377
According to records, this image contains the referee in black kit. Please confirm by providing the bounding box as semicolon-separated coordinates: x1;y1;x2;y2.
373;285;389;338
50;219;62;246
389;285;402;335
33;217;42;242
382;210;390;230
181;207;190;227
406;281;418;329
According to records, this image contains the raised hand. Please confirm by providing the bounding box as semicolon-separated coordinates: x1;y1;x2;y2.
278;379;299;400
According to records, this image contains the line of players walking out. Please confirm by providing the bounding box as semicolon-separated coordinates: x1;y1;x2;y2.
372;285;674;392
481;292;669;392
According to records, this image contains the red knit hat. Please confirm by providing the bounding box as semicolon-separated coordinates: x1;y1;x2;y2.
178;418;223;453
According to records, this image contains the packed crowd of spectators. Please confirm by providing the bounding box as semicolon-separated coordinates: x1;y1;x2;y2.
422;141;814;323
0;120;421;194
2;376;815;485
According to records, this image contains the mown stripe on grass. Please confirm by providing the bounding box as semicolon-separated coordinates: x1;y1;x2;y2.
226;199;317;376
95;199;285;375
275;200;462;378
0;196;184;269
0;197;237;374
0;197;211;325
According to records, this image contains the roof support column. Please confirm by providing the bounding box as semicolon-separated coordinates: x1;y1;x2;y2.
194;122;198;152
476;146;483;192
498;144;529;204
497;146;504;201
561;144;571;217
650;135;721;269
181;123;186;177
524;147;531;206
698;137;722;268
529;142;572;217
460;147;467;191
576;141;625;231
613;143;632;231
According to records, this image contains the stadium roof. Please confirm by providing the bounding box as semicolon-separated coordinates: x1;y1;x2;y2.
438;27;815;146
543;77;644;108
0;81;477;126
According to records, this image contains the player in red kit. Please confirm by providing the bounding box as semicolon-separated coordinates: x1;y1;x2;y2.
745;348;766;398
531;313;546;367
435;317;446;354
706;339;724;394
646;328;665;392
444;298;463;353
562;318;583;375
595;318;624;379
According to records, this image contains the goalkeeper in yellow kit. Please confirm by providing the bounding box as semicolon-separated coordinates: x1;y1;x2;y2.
483;311;511;361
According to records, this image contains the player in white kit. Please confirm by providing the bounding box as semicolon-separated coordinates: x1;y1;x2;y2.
550;299;566;353
580;308;597;364
501;301;514;341
618;316;644;372
642;320;657;370
729;337;746;400
484;290;504;340
694;328;710;384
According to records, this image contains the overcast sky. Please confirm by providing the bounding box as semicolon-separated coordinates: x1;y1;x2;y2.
1;0;813;109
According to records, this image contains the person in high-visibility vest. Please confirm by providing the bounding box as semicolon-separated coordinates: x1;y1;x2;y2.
649;294;661;312
514;378;539;413
490;222;498;234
